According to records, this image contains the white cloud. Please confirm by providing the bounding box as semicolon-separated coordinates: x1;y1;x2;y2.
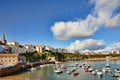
66;40;120;53
51;0;120;40
93;42;120;53
66;39;105;52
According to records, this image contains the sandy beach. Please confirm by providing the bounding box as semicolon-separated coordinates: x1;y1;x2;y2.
85;57;119;61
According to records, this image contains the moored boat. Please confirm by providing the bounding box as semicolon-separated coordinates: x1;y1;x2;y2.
97;70;103;76
115;69;120;73
117;77;120;80
73;71;79;76
102;68;107;73
91;70;96;75
30;67;36;71
88;67;94;72
54;68;63;74
108;72;115;77
67;70;72;74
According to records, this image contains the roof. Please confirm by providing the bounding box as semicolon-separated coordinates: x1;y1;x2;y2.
0;53;19;57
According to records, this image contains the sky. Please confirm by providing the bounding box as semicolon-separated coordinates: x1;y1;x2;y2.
0;0;120;53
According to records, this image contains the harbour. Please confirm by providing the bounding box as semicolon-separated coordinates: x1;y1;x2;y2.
0;60;120;80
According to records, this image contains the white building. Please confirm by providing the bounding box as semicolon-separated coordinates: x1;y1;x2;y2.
24;44;35;53
45;46;51;52
7;41;19;46
56;48;62;53
0;45;8;53
35;45;45;53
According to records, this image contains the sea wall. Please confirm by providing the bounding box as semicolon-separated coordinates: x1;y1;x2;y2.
0;61;55;77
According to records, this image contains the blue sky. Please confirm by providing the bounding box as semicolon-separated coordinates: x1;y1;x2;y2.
0;0;120;52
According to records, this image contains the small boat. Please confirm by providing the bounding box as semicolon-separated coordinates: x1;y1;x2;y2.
87;65;91;68
40;65;46;68
88;67;94;72
114;72;120;77
102;64;111;73
54;69;63;74
73;71;79;76
97;70;103;76
84;68;88;72
114;69;120;77
91;70;96;75
75;62;79;65
115;69;120;73
61;65;67;69
79;65;82;68
117;77;120;80
82;65;86;69
108;72;115;77
102;68;107;73
30;67;36;71
71;68;76;72
105;63;110;67
105;64;111;71
96;69;99;72
67;71;72;74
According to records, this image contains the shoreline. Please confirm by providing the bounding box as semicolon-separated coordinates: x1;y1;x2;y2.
85;57;120;61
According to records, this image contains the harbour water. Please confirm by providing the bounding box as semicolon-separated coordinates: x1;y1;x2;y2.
0;60;120;80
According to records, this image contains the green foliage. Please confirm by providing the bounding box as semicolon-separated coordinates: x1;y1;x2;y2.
20;52;120;62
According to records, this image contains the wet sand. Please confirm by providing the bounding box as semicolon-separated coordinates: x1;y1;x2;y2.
0;74;24;80
85;57;119;61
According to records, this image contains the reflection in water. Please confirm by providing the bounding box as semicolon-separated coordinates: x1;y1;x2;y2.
0;60;120;80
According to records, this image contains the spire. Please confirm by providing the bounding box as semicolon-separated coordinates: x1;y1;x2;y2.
1;32;6;45
1;33;5;41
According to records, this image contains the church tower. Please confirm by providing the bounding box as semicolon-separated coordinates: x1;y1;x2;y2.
1;33;7;45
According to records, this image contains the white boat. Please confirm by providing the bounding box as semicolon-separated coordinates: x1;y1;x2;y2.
88;67;94;72
102;63;111;73
108;72;115;77
115;73;120;77
102;68;107;73
67;70;72;74
30;67;36;71
54;69;63;73
117;77;120;80
91;70;96;75
105;63;110;67
114;72;120;77
97;70;103;76
115;69;120;73
96;69;99;72
75;62;79;66
40;65;46;68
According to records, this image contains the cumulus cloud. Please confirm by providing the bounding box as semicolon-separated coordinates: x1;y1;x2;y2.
66;39;105;52
51;0;120;40
91;42;120;53
66;39;120;53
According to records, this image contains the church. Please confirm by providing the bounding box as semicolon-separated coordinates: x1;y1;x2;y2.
0;33;7;45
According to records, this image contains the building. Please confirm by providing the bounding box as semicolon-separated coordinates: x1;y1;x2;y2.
0;33;8;53
0;53;26;66
62;49;68;53
45;46;52;52
0;45;8;53
35;45;45;53
0;33;7;45
8;41;26;53
24;44;35;53
7;41;19;47
55;48;68;53
56;48;62;53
